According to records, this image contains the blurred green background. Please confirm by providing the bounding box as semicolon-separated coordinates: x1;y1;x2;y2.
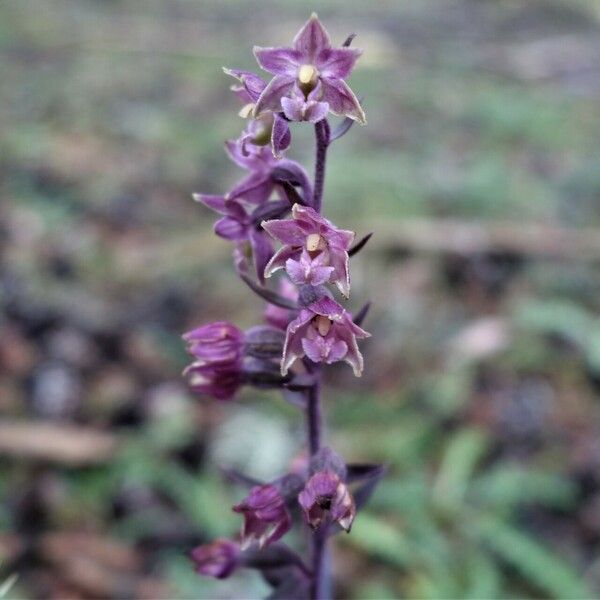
1;0;600;598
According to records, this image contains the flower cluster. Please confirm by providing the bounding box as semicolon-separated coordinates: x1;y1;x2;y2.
182;14;383;599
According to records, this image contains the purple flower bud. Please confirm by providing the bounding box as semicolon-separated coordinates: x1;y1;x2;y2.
182;322;245;401
190;538;240;579
262;203;355;297
282;296;370;376
298;470;356;532
253;13;366;124
233;484;292;549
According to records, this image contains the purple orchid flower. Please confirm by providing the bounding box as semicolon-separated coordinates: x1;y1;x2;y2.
224;68;292;158
298;470;356;532
281;296;370;376
193;194;274;284
190;539;240;579
253;13;366;124
233;484;292;549
262;203;355;297
182;321;245;401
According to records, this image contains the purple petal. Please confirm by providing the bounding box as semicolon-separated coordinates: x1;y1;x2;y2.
320;78;366;124
253;47;301;76
285;255;333;287
254;75;295;116
214;216;247;241
328;248;351;298
223;68;267;102
264;245;300;278
250;229;274;285
317;47;362;79
262;218;306;245
193;193;227;214
228;173;273;204
281;310;313;375
293;13;331;61
333;317;370;377
280;96;305;122
271;114;291;158
327;227;355;250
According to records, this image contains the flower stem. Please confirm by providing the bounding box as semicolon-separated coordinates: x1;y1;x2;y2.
306;373;329;599
312;119;330;213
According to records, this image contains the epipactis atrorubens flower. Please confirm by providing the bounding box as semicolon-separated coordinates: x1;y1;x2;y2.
224;68;292;158
233;484;292;549
190;538;240;579
193;194;274;284
282;296;370;376
182;321;245;401
262;203;355;297
253;13;366;124
298;470;356;532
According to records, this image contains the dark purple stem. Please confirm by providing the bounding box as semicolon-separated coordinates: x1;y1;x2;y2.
305;372;328;599
306;373;322;455
312;119;330;212
307;119;330;599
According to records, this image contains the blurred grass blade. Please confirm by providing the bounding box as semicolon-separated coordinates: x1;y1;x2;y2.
433;427;488;512
474;515;590;599
0;574;18;598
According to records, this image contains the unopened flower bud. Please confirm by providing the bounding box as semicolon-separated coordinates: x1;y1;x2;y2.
190;538;240;579
244;326;285;360
183;322;245;401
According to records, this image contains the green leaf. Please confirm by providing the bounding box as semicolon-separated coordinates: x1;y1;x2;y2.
464;550;501;600
344;512;412;568
0;574;18;599
515;299;591;347
471;466;576;510
433;428;488;513
474;515;590;599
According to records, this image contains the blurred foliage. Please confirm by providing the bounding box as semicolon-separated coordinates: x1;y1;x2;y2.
1;0;600;598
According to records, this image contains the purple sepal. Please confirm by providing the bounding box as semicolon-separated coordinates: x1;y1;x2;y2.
272;114;292;158
223;67;267;103
233;484;292;549
190;538;240;579
298;470;356;532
